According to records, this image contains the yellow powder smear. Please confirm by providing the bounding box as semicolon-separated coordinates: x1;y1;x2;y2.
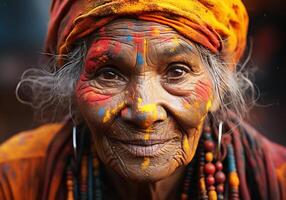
144;127;152;140
183;102;191;109
183;135;190;153
103;102;125;123
141;157;150;170
152;28;160;36
102;110;111;123
206;100;212;111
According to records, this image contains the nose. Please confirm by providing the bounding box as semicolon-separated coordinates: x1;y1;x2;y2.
120;86;167;129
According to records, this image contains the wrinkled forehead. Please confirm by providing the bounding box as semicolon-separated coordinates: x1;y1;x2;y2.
87;18;199;54
93;18;175;37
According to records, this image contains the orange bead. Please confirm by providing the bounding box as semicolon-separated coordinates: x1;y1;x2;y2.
229;172;240;189
199;177;206;191
205;152;214;162
208;190;217;200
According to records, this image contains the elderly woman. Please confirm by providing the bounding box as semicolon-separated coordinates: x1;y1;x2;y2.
0;0;286;199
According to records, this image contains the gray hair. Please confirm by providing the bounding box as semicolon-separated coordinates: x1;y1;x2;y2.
16;43;255;123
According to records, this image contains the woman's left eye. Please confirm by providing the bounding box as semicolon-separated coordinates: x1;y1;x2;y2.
165;64;190;80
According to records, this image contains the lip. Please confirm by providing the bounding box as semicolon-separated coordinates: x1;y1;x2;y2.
109;138;173;157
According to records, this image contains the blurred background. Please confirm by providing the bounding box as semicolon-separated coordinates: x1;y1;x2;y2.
0;0;286;145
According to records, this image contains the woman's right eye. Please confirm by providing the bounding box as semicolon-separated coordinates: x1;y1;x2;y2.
97;68;122;81
94;67;127;84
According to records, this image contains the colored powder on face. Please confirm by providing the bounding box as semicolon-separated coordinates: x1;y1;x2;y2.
127;35;133;42
194;80;212;102
144;134;150;140
136;53;144;65
206;100;212;111
112;41;122;56
141;157;150;170
151;27;160;36
183;135;191;154
98;107;105;117
103;110;111;123
183;102;191;109
144;127;152;140
187;44;193;51
103;102;125;123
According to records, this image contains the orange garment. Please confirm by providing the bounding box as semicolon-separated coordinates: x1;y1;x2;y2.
0;123;69;200
45;0;248;66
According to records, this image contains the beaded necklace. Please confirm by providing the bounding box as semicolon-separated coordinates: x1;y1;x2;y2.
66;124;240;200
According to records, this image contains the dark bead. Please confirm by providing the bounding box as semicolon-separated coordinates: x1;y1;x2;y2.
203;132;212;140
204;140;215;151
206;175;215;186
215;161;223;171
216;184;224;193
204;163;216;175
215;171;226;183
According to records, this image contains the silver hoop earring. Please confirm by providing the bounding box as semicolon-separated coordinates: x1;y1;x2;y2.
72;125;77;160
216;121;223;160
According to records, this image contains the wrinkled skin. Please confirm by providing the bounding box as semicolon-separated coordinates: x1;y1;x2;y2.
76;18;214;198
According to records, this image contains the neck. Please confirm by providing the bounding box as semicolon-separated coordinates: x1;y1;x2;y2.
104;166;186;200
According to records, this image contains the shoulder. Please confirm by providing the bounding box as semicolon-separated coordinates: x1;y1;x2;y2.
0;123;64;164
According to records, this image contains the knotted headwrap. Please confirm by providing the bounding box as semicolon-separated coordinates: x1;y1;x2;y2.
45;0;248;66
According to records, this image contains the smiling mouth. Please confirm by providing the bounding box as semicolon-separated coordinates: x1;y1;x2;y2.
109;138;174;157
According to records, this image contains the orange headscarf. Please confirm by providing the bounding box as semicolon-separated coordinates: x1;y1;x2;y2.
45;0;248;66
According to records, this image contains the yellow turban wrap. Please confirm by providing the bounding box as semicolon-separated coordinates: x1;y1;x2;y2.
45;0;248;66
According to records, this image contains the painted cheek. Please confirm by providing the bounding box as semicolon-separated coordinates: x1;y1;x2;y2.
194;80;213;102
76;75;112;105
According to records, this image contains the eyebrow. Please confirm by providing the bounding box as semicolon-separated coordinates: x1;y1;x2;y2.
158;39;195;57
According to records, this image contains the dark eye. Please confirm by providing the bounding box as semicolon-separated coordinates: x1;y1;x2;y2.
166;64;190;80
96;67;125;81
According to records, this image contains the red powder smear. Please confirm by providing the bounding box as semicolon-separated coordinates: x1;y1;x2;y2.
82;91;111;104
133;33;145;52
98;27;106;37
85;40;112;72
85;40;122;73
113;41;122;56
194;80;212;101
160;36;173;43
76;84;111;104
76;75;111;104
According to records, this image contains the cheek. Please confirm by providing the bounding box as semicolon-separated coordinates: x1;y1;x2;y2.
76;74;112;105
194;79;213;103
184;78;213;114
76;75;126;125
76;75;113;126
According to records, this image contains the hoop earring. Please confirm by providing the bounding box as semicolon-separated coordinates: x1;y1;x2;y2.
216;121;223;160
73;125;77;160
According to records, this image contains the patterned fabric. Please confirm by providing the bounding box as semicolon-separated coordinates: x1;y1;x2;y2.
0;119;285;199
45;0;248;66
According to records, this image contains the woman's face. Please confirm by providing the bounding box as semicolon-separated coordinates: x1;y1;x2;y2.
76;19;214;181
